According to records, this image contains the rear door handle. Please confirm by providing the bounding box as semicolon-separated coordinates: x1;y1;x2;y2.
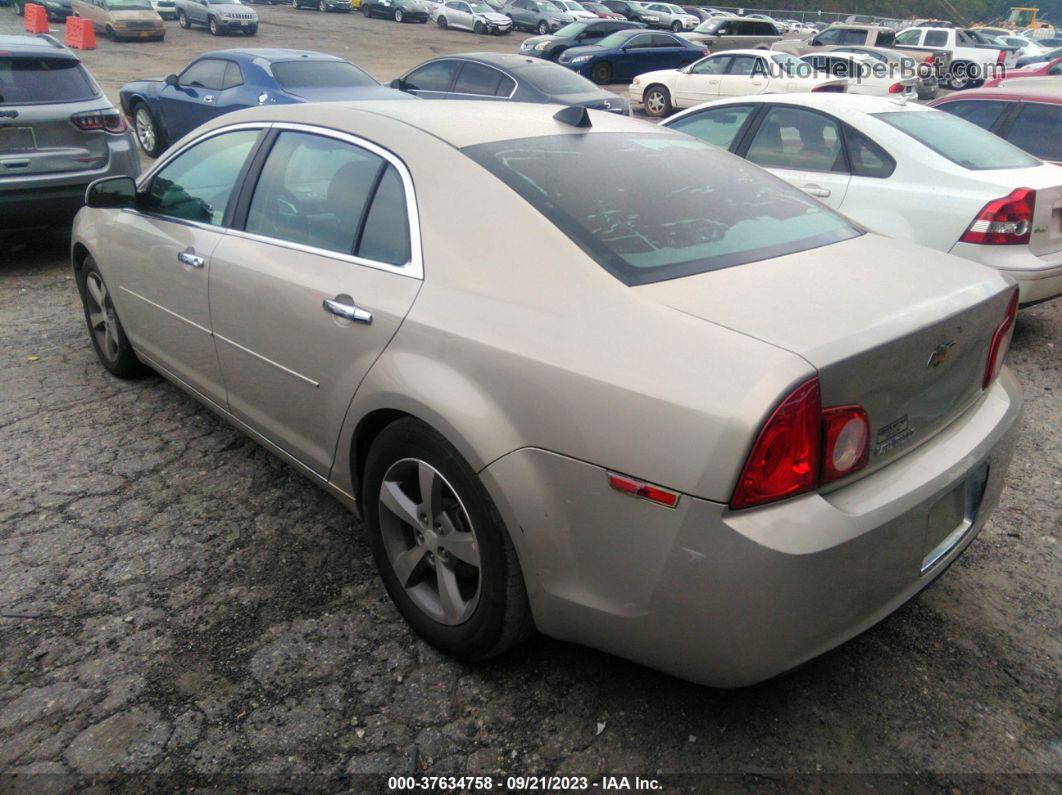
802;184;831;198
323;296;372;324
177;248;205;268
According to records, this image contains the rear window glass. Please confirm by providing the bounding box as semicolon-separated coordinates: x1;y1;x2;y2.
0;57;97;105
462;133;860;286
512;64;596;95
874;110;1039;170
1005;102;1062;162
271;61;377;90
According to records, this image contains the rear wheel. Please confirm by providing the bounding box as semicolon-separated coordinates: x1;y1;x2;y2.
536;19;547;33
945;61;974;90
590;60;612;84
642;84;672;117
318;0;326;8
362;2;370;14
77;258;146;379
105;24;117;40
364;419;534;661
133;102;164;157
14;0;24;16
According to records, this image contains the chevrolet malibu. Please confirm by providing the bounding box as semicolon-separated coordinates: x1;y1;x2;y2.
72;101;1022;687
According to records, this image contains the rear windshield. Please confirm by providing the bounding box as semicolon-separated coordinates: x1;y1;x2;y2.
512;64;596;95
463;133;860;285
873;110;1040;170
271;60;377;89
0;57;97;105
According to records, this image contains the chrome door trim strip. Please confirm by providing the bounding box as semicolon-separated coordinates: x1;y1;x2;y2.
213;332;320;388
119;286;213;336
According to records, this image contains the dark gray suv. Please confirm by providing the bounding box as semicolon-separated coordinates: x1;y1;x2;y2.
0;35;139;230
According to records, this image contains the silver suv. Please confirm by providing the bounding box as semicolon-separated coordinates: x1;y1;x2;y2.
175;0;258;35
0;35;139;231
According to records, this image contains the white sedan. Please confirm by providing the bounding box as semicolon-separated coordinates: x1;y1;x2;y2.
661;94;1062;305
799;53;917;96
630;50;846;118
553;0;597;19
432;0;513;32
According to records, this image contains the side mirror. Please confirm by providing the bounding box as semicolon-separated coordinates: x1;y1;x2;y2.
390;78;403;89
164;73;178;87
86;176;138;210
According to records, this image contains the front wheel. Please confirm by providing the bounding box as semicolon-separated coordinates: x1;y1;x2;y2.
436;14;447;27
642;84;672;117
394;7;402;20
536;19;547;34
670;19;681;31
208;15;220;33
244;23;257;34
590;60;612;84
362;2;370;14
318;0;326;8
177;9;190;26
77;258;146;379
473;19;484;33
105;24;117;40
364;419;534;661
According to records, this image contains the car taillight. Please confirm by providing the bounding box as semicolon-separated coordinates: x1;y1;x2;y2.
960;188;1035;245
70;109;127;134
731;378;821;509
607;471;680;508
821;406;870;484
731;378;873;509
888;82;904;93
924;54;935;64
983;289;1019;388
997;50;1006;64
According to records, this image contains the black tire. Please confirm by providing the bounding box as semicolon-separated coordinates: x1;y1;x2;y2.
177;9;190;26
536;19;547;34
363;419;534;661
105;24;117;40
76;256;147;379
208;15;220;34
393;7;402;20
473;19;484;33
945;61;974;90
362;2;370;14
670;19;681;31
590;60;612;84
132;101;165;157
436;14;446;27
642;83;672;117
318;0;326;9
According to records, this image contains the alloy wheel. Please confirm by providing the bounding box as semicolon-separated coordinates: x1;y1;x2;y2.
645;88;667;116
134;106;156;154
537;19;547;33
377;458;481;626
84;272;120;365
394;8;402;20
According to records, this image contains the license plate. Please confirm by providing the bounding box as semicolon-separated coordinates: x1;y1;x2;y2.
241;19;249;25
0;127;36;153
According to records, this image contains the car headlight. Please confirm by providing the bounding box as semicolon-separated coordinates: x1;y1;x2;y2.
632;77;641;85
534;41;549;50
646;15;658;21
570;55;592;63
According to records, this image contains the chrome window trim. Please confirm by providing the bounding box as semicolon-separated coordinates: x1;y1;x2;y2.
135;120;424;281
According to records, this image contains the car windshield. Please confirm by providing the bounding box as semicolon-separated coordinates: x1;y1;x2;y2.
271;60;377;89
875;111;1041;170
106;0;153;8
597;30;636;47
206;0;242;4
556;22;588;36
0;56;98;104
512;63;596;94
771;53;804;75
694;19;721;32
470;2;493;10
463;133;860;285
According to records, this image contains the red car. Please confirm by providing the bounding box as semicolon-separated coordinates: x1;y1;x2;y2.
929;82;1062;165
984;56;1062;87
580;1;625;18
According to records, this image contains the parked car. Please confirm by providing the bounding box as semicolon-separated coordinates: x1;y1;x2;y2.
71;99;1023;688
681;15;782;51
553;0;594;19
600;0;658;26
681;5;712;23
519;18;642;60
559;27;707;83
175;0;257;34
663;94;1062;305
992;56;1062;86
119;49;410;156
930;82;1062;165
1016;45;1062;68
641;2;696;32
71;0;166;41
432;0;511;33
631;50;846;116
393;52;629;112
12;0;74;20
149;0;176;18
292;0;352;12
892;26;1015;90
771;23;898;56
500;0;571;33
0;34;139;230
823;44;938;99
992;34;1051;59
579;1;622;19
361;0;429;21
799;52;916;96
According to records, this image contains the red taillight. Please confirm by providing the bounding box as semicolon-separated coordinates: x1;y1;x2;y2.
888;82;904;93
983;289;1019;388
70;109;127;134
960;188;1035;245
997;50;1006;64
821;406;870;484
730;378;821;510
924;54;935;64
607;471;680;508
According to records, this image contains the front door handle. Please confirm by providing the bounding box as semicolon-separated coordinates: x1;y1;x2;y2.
203;95;215;103
177;248;205;268
802;184;831;198
323;296;373;324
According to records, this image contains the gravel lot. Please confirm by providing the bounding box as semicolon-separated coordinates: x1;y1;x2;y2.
1;6;1060;790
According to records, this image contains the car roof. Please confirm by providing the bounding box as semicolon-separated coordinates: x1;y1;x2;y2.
208;48;348;64
679;93;934;118
0;34;77;58
937;81;1062;103
215;99;665;148
419;52;577;71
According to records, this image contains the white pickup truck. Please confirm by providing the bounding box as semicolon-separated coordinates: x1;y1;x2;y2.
893;26;1018;89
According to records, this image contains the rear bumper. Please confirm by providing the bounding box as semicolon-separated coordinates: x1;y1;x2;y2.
949;241;1062;305
482;370;1022;688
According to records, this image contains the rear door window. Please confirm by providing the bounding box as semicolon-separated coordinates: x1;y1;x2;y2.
924;30;948;47
667;104;755;149
935;99;1009;131
894;29;921;46
746;106;846;173
1005;102;1062;161
453;62;508;96
839;28;868;44
843;125;895;178
0;56;98;104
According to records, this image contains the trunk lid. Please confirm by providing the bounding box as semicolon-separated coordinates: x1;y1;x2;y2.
636;233;1012;482
967;164;1062;258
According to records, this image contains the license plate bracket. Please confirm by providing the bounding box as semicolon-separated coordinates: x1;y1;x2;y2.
0;127;37;154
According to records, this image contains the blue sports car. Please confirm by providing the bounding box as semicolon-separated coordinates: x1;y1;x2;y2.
558;28;707;84
119;48;412;157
